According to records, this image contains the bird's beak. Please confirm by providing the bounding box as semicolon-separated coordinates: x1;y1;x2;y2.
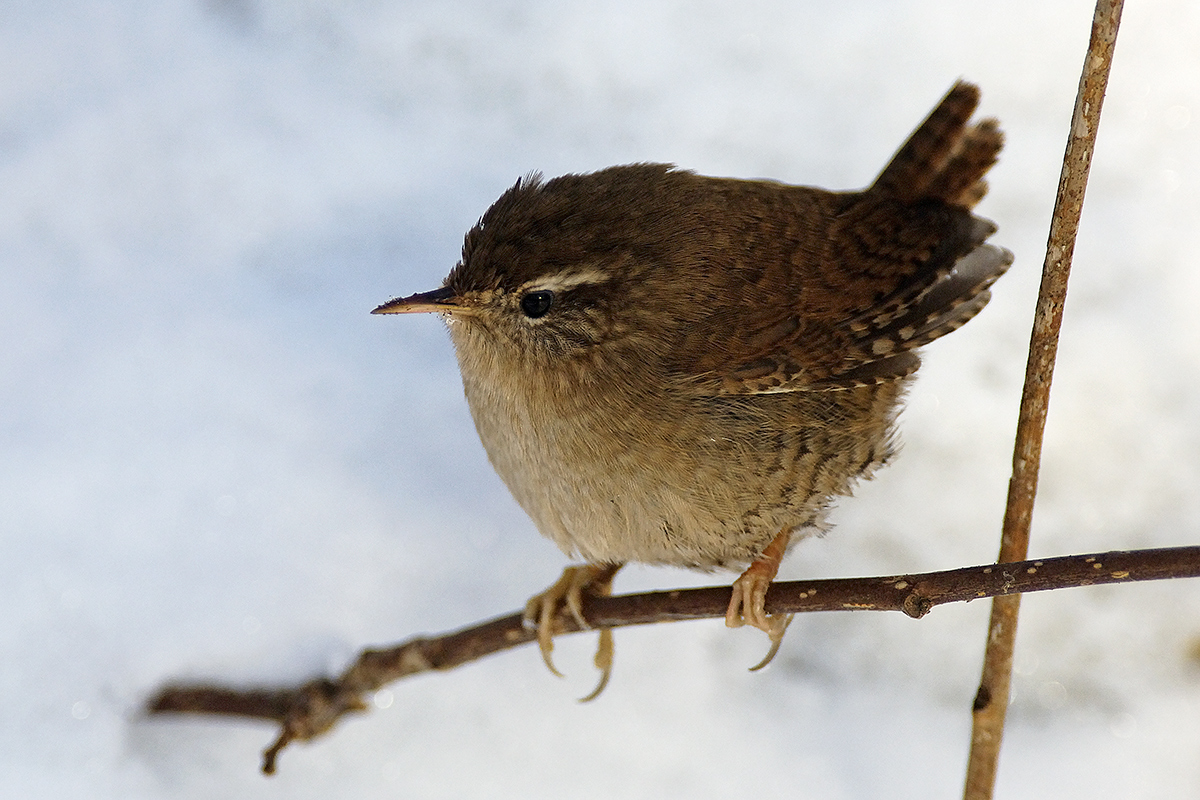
372;286;462;315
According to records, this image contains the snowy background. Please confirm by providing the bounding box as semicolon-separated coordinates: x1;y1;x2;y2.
4;1;1200;797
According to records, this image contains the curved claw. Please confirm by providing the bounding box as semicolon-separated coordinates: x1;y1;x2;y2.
748;613;794;672
525;582;568;677
521;563;623;694
578;627;614;702
726;528;794;669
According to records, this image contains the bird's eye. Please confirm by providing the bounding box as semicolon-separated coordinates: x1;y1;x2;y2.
520;290;554;319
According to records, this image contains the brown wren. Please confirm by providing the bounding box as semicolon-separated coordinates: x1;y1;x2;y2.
374;81;1011;696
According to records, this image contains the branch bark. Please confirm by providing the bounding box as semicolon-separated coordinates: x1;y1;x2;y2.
146;545;1200;774
963;2;1124;798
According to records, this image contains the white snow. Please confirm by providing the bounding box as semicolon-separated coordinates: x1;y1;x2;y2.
4;1;1200;797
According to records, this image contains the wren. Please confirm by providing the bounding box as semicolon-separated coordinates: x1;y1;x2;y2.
375;81;1011;696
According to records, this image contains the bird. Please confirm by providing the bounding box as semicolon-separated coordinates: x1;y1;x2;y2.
374;81;1011;698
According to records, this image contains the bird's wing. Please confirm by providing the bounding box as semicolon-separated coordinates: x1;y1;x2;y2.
677;81;1011;395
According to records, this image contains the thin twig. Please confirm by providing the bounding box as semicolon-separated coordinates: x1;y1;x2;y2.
962;2;1124;799
145;545;1200;774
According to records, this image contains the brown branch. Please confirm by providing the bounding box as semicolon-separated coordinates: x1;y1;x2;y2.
145;545;1200;774
962;3;1124;798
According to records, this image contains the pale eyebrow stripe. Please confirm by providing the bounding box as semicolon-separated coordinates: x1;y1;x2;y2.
517;270;613;293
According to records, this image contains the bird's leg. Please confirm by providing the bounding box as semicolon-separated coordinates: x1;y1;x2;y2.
726;528;794;670
523;562;623;700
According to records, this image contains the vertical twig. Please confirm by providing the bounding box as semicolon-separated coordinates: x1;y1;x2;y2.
962;2;1124;798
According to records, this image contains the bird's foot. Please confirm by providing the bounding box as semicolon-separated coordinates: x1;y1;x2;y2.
725;529;794;671
523;562;623;701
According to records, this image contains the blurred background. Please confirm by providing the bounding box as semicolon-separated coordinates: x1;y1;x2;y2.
3;1;1199;797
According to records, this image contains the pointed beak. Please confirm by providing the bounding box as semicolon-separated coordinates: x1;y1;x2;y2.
372;286;462;315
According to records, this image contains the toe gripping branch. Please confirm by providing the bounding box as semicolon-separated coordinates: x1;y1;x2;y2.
523;563;623;702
